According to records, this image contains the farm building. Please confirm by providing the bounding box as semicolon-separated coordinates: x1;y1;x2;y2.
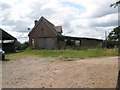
58;36;103;49
28;16;103;49
0;28;17;52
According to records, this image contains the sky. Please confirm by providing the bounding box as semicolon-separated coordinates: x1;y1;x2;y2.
0;0;118;43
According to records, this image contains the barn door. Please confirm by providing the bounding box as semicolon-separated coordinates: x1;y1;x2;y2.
45;38;55;49
39;38;55;49
40;38;45;49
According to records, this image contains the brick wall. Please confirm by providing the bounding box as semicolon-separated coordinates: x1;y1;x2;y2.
30;19;56;38
29;19;58;49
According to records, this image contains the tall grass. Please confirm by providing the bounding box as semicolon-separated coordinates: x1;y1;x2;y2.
6;48;118;59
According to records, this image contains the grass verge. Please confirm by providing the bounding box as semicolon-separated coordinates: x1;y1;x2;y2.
6;48;118;59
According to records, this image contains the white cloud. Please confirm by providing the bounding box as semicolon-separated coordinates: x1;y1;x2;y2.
0;0;118;42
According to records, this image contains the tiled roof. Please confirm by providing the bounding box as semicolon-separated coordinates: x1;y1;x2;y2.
55;26;62;33
28;16;63;36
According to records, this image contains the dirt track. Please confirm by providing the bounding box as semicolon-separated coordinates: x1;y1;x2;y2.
2;56;118;88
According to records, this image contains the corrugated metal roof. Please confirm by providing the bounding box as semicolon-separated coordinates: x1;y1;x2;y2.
58;36;103;41
0;28;17;40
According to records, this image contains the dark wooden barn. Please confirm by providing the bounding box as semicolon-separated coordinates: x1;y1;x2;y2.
28;16;63;49
28;16;103;50
58;36;103;49
0;28;17;52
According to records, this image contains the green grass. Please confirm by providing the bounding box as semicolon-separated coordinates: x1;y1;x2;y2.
6;48;118;59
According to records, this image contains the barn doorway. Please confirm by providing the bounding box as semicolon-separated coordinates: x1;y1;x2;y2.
40;38;55;49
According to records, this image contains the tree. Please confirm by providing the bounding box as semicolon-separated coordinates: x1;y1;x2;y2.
15;41;29;50
15;41;22;50
109;1;120;41
22;41;29;50
108;26;120;41
107;26;120;48
102;26;120;48
102;40;115;48
110;0;120;8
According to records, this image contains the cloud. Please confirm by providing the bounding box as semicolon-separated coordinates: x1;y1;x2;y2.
63;0;117;18
0;0;118;43
72;13;118;28
0;2;11;10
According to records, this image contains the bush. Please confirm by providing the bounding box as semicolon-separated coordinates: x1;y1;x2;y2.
102;40;117;48
22;42;29;50
15;41;29;50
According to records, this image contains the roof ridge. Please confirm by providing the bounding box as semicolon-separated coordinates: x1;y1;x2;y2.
41;17;55;26
28;16;62;36
41;17;58;35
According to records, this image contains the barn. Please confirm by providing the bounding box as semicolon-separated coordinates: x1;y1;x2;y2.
28;16;103;50
0;28;17;52
58;36;103;49
28;16;63;49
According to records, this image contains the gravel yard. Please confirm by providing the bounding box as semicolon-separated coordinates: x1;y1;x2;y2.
2;56;118;88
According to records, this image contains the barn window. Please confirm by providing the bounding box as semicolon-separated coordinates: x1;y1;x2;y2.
32;39;35;45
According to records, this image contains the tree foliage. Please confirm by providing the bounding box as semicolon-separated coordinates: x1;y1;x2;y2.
15;41;29;50
110;0;120;8
102;40;117;48
103;26;120;48
108;26;120;41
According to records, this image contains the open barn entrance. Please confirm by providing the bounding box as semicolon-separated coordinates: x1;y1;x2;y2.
57;36;103;49
0;28;17;53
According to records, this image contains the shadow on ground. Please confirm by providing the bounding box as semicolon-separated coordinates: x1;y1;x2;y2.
2;59;10;62
6;50;23;55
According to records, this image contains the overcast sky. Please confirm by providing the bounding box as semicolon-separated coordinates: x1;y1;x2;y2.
0;0;118;43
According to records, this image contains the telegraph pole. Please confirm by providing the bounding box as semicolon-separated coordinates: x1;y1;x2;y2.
105;31;107;48
105;31;107;40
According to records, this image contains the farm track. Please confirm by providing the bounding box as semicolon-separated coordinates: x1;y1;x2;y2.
2;56;118;88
